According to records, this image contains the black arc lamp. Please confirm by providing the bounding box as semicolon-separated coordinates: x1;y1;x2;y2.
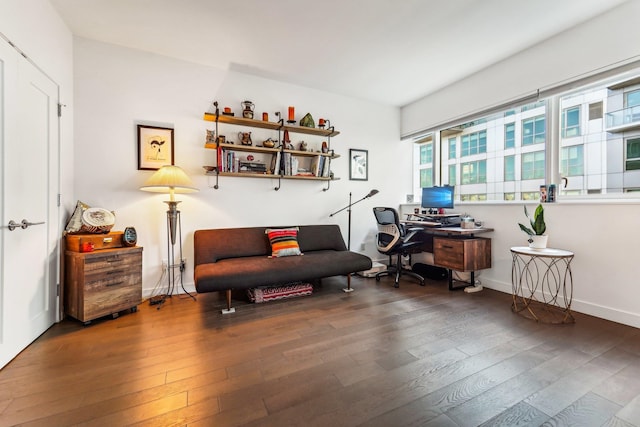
329;189;379;251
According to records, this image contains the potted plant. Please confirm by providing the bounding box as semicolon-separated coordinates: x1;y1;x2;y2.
518;204;547;249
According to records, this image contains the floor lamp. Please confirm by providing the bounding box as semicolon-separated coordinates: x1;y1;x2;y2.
329;189;379;292
140;165;199;306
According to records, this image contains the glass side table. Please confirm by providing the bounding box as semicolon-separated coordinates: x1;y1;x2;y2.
510;246;575;324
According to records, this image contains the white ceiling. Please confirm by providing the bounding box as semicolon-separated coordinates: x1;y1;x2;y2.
50;0;628;107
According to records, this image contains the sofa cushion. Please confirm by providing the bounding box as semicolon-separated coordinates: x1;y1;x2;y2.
265;227;303;257
194;250;372;293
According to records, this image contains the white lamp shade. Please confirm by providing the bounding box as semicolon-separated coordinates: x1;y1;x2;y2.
139;165;199;194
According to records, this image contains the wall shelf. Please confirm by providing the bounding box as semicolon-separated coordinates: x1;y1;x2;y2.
204;103;340;191
203;112;340;137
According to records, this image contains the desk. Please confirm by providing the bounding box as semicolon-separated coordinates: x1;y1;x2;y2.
510;246;574;324
403;222;493;290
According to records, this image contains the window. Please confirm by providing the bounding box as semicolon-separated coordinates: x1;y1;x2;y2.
461;160;486;184
504;155;515;181
626;137;640;171
521;151;545;180
589;101;603;120
420;168;433;187
460;194;487;201
625;89;640;107
504;123;515;149
460;131;487;156
419;143;433;165
522;115;545;145
562;106;580;138
413;137;434;195
560;145;584;176
414;67;640;202
448;137;456;159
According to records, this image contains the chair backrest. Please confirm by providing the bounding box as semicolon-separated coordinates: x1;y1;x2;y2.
373;207;401;253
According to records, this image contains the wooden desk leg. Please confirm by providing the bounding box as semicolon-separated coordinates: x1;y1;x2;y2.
448;270;475;291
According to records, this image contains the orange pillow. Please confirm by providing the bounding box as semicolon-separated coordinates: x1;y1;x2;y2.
265;227;303;257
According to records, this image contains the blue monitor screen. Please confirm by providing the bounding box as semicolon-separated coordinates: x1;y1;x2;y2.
421;186;454;209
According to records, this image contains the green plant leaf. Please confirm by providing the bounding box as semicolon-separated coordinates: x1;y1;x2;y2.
518;223;534;235
533;204;546;235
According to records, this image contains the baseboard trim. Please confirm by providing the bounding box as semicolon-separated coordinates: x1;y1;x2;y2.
481;278;640;329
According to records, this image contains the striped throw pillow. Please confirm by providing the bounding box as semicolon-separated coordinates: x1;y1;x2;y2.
265;227;303;257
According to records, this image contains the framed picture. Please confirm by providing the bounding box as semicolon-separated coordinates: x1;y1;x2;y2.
349;149;368;181
137;124;175;170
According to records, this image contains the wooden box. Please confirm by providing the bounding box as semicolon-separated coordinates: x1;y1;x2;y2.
66;231;124;252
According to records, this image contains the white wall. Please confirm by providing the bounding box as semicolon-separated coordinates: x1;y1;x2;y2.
73;38;409;296
401;0;640;327
461;202;640;328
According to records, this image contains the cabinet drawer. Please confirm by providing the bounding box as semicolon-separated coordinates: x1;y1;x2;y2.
83;252;142;274
84;284;141;320
434;237;491;271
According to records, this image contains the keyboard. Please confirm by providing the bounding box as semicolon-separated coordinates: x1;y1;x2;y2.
402;220;442;227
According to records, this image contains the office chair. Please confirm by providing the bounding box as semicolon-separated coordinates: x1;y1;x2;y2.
373;207;425;288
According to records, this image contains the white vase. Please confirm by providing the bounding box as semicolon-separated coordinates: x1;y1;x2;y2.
528;235;548;249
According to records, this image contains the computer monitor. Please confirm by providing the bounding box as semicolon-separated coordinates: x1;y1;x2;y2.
421;186;454;209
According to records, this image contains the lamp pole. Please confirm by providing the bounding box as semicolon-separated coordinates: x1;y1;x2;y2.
329;189;379;251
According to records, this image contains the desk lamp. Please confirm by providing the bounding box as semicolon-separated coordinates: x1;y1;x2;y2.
140;165;198;305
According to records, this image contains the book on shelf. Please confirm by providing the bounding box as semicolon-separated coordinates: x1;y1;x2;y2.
239;161;267;173
321;156;331;177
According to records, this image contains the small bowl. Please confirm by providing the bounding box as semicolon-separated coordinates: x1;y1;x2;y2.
202;165;215;173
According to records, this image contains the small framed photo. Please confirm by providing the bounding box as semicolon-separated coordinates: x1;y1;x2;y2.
349;149;368;181
137;124;175;170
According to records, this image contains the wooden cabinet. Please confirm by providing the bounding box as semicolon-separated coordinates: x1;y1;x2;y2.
65;246;142;324
203;110;340;190
433;237;491;272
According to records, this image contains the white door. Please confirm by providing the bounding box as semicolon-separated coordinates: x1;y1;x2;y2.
0;38;60;369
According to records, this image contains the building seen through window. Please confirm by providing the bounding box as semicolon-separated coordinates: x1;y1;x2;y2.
413;69;640;202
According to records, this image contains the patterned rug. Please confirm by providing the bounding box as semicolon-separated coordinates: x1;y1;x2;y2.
247;282;313;303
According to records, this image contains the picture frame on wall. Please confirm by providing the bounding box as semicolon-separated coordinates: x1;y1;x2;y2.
137;124;175;170
349;149;368;181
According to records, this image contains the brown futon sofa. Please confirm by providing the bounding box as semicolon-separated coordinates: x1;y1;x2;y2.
194;224;372;313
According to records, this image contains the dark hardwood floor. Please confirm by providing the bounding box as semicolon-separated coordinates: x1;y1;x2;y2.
2;274;640;426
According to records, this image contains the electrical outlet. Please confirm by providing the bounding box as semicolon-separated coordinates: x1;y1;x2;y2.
360;243;366;251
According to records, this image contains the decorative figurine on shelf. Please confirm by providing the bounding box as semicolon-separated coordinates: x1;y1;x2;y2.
299;141;308;151
318;118;326;129
241;100;255;119
299;113;315;128
262;138;276;148
322;141;328;153
238;131;252;146
206;130;216;144
282;129;293;149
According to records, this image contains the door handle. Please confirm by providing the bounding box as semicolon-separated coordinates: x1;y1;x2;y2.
20;219;45;229
6;219;45;231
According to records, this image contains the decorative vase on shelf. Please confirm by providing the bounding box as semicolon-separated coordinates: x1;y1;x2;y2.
528;235;548;249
